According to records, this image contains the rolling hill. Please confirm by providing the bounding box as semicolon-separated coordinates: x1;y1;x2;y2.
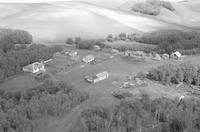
0;0;200;43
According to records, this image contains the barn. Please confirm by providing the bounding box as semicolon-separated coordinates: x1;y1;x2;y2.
23;62;46;73
85;71;109;83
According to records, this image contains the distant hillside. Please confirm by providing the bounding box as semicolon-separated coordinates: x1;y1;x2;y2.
0;0;199;43
120;0;200;28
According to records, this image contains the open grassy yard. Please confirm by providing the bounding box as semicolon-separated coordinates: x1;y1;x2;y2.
0;73;39;92
105;40;158;50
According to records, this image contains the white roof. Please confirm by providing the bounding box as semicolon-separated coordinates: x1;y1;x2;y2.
96;71;108;78
172;51;181;57
83;54;95;62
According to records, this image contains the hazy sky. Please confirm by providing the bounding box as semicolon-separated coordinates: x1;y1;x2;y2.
0;0;73;3
0;0;192;3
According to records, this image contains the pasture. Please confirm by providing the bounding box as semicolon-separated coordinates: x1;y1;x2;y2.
105;40;157;50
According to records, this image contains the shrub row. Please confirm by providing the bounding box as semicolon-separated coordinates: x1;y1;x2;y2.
106;33;141;42
75;39;107;50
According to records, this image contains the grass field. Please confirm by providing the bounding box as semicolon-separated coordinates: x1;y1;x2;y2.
105;40;158;50
0;73;39;92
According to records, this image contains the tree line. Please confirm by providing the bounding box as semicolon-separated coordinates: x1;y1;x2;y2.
71;94;200;132
147;63;200;86
0;28;32;53
66;37;109;50
0;81;89;132
137;29;200;54
131;0;174;16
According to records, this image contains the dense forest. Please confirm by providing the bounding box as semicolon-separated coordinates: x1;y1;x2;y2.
0;81;89;132
71;94;200;132
0;28;62;82
147;63;200;86
137;30;200;54
0;28;32;53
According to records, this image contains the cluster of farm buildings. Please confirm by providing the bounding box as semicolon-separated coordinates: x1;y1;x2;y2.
22;46;182;84
124;50;182;61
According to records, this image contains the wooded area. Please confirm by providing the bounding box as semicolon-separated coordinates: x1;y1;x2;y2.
0;28;62;82
137;30;200;54
147;63;200;86
0;81;89;132
71;94;200;132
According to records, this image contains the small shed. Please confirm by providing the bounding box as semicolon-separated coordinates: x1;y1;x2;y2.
124;50;132;56
82;54;95;63
171;51;181;60
162;53;170;60
152;53;162;61
53;52;62;57
68;51;78;57
94;45;101;51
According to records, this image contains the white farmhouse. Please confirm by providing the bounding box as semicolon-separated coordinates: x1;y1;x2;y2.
23;62;46;73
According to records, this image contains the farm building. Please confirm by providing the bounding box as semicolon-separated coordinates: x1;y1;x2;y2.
162;53;170;60
152;53;162;61
94;45;101;51
82;54;95;63
67;51;78;57
124;50;132;56
133;51;145;57
85;71;109;83
53;52;62;58
23;62;46;73
125;50;147;57
171;51;181;60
